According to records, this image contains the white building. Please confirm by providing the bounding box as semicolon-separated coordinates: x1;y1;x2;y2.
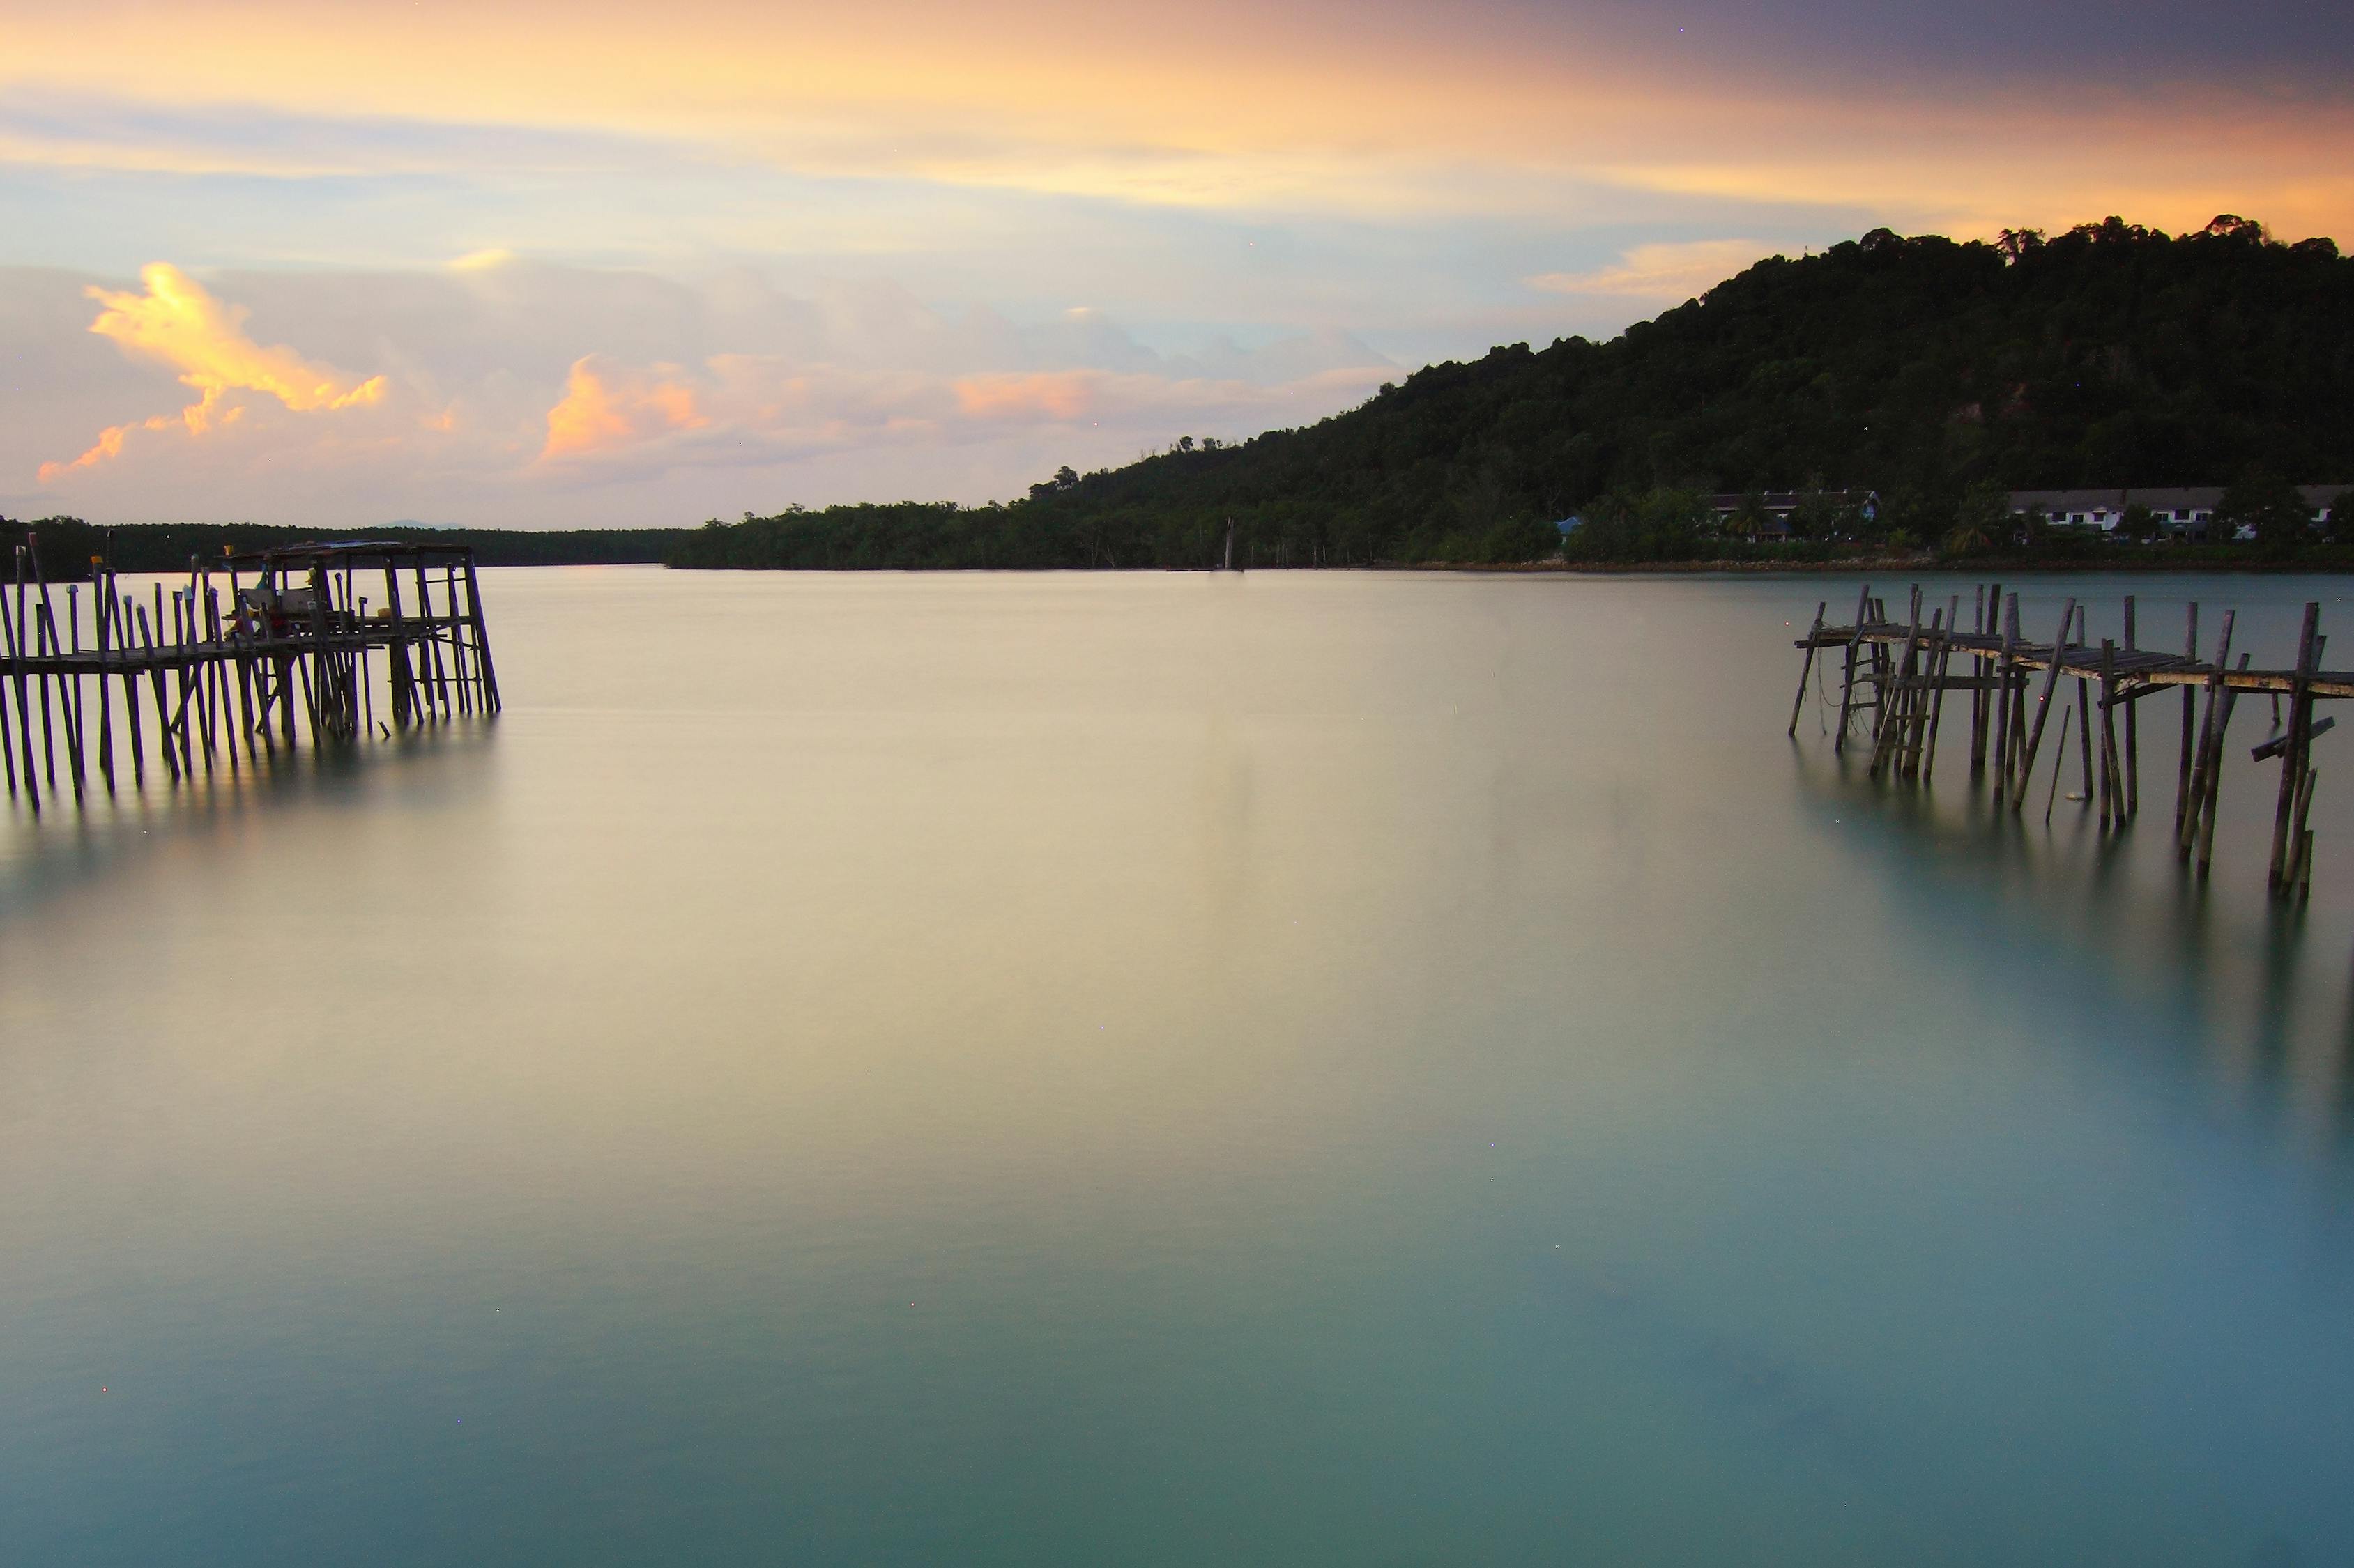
2007;486;2348;540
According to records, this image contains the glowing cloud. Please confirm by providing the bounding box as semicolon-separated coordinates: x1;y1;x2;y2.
39;262;386;482
1527;239;1778;303
541;357;708;459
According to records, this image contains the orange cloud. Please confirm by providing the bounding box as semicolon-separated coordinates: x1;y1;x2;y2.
541;356;708;459
954;371;1098;422
39;262;386;482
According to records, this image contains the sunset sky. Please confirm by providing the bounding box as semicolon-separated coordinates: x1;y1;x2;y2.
4;0;2349;528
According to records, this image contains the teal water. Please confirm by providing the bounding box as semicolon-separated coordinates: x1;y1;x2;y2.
2;567;2350;1567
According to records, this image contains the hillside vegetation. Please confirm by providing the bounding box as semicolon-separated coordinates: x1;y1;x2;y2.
673;215;2354;569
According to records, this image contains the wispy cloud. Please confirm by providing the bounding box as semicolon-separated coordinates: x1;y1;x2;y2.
1527;240;1778;303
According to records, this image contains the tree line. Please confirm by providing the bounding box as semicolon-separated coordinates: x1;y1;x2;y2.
0;519;679;577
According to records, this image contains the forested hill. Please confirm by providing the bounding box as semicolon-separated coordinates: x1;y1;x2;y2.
673;215;2354;569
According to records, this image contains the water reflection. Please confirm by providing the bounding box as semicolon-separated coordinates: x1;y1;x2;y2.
1790;707;2354;1162
0;721;496;925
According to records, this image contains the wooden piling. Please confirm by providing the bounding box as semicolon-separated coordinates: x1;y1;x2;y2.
1;557;31;810
2267;602;2321;893
2180;610;2234;859
2121;596;2139;817
1789;601;1826;736
2197;654;2252;879
2175;604;2199;838
1835;583;1869;751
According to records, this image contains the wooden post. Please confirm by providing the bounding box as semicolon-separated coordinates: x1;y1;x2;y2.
136;603;176;783
2175;604;2199;838
66;583;88;800
2010;597;2077;813
415;557;452;718
1835;583;1869;751
1788;601;1826;736
0;578;15;801
441;561;471;716
463;553;500;712
2196;654;2251;879
1920;601;1957;780
1;553;32;809
2121;596;2139;817
2180;610;2234;858
2045;702;2072;825
2098;640;2121;831
2072;606;2094;809
1872;592;1925;775
1993;593;2019;797
93;569;114;793
117;584;144;788
383;560;415;726
2267;602;2320;893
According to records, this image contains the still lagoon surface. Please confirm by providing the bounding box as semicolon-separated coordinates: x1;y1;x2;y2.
3;567;2352;1567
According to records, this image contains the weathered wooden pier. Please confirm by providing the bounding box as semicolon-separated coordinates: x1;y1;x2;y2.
0;535;498;813
1793;583;2337;900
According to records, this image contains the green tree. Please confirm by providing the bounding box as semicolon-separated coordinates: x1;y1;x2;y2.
2117;502;2161;543
2327;489;2354;544
2215;471;2312;551
1943;481;2009;557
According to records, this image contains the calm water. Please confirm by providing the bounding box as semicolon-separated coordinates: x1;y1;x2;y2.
3;567;2351;1567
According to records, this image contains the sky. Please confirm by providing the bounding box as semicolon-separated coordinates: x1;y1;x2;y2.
2;0;2349;528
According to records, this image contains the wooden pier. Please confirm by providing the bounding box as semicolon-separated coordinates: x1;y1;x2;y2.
1794;583;2337;899
1;535;499;813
